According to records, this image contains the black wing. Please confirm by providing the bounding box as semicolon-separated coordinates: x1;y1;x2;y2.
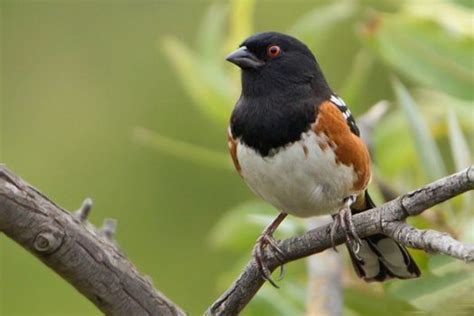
330;94;360;136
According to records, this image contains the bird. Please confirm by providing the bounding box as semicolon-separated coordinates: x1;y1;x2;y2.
225;31;420;286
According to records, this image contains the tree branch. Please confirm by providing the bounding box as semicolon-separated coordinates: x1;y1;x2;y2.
0;165;186;316
206;166;474;316
1;163;473;316
384;222;474;261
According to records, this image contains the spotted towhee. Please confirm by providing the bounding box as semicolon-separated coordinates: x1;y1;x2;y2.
226;32;420;285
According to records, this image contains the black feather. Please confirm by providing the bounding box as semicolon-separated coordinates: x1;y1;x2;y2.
347;191;421;282
230;32;332;156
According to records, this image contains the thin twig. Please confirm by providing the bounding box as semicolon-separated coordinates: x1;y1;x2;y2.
1;163;472;316
384;221;474;262
101;218;118;241
74;197;93;222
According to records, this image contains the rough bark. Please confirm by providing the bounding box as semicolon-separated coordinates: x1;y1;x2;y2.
206;166;474;315
0;164;472;316
0;165;186;316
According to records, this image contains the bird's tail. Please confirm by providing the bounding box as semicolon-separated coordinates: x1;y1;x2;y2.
348;191;421;282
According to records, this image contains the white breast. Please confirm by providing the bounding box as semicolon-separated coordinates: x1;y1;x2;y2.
237;131;358;217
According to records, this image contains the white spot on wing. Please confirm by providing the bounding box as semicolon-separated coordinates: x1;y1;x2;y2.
330;95;342;106
331;94;355;128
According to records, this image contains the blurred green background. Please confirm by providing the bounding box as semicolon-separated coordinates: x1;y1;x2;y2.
1;0;473;315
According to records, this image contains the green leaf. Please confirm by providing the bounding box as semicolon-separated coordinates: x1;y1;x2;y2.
227;0;255;51
208;200;304;252
387;269;474;313
403;0;474;36
161;37;233;124
197;3;228;61
391;78;447;181
208;200;274;251
447;109;471;172
339;49;375;105
413;89;474;137
451;0;474;9
374;110;421;181
248;281;305;316
460;218;474;243
447;109;472;222
428;255;473;276
289;1;357;48
368;14;474;99
132;127;231;170
345;287;417;316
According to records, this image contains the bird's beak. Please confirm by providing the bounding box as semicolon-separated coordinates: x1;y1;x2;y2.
226;46;264;69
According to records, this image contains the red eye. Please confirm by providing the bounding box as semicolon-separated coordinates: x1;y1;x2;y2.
267;45;281;58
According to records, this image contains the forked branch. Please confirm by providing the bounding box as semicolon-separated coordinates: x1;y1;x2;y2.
0;165;472;316
206;166;474;315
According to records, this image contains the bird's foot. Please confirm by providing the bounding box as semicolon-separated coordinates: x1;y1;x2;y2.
330;196;363;256
252;212;287;288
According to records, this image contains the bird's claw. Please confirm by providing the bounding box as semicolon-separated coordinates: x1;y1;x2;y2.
330;196;363;257
251;212;288;287
253;232;286;288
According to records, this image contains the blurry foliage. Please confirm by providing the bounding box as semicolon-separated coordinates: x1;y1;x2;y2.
133;0;474;315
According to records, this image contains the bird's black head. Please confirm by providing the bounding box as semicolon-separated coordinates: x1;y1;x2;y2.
226;32;331;98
